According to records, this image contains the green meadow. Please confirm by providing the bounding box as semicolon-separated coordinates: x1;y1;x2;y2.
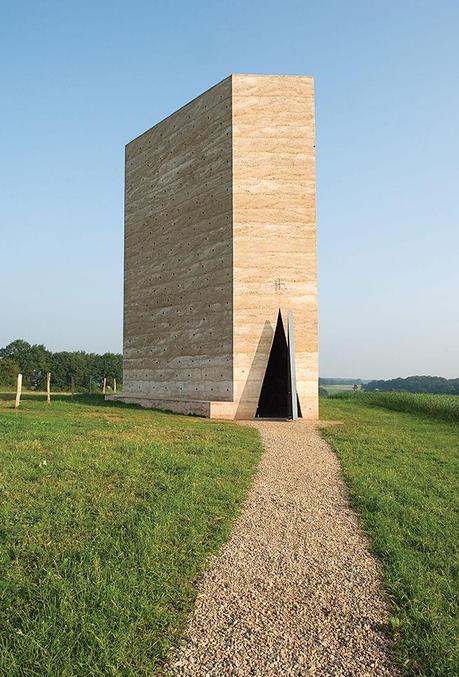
320;393;459;676
1;390;457;676
0;393;262;676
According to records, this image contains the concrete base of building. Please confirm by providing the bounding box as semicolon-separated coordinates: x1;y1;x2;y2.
105;394;319;421
104;394;252;420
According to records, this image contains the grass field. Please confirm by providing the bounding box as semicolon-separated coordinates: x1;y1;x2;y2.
320;394;459;676
330;390;459;423
0;393;262;676
2;390;457;676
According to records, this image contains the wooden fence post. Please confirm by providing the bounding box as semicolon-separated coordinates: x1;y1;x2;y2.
113;378;117;393
46;372;51;403
71;377;75;398
15;374;22;408
102;377;106;395
89;376;92;394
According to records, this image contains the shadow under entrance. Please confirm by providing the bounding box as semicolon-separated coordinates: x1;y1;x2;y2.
256;311;302;420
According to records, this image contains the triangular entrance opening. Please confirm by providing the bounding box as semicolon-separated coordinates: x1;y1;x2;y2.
256;311;290;419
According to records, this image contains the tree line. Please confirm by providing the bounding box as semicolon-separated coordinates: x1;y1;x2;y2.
0;339;122;391
363;375;459;395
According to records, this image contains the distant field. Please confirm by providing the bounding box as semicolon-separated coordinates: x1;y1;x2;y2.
0;393;262;675
320;395;459;676
321;383;361;394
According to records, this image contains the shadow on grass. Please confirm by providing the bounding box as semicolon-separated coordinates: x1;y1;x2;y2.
0;392;144;411
0;392;195;418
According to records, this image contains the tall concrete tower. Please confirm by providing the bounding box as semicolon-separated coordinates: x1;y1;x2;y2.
112;74;317;419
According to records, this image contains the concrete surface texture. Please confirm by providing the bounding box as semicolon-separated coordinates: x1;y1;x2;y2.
121;74;317;419
170;421;397;676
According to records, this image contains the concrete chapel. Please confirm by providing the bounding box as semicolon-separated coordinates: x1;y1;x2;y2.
110;74;318;419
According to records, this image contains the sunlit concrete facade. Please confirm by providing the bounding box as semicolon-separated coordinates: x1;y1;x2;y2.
110;74;317;419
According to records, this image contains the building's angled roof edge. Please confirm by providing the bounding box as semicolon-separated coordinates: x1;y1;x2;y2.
125;74;232;148
230;72;313;78
125;73;315;147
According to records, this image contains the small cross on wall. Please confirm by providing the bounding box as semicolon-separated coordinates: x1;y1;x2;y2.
274;278;285;291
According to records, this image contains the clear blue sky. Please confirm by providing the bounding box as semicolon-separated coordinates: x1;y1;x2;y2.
1;0;458;378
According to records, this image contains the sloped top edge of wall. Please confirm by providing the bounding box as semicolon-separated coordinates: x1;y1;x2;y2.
126;73;314;147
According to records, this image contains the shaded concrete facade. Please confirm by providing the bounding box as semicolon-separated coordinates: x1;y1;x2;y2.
114;74;317;419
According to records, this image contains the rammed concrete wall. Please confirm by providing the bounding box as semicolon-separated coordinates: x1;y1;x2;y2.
123;76;234;402
120;74;318;419
231;74;317;419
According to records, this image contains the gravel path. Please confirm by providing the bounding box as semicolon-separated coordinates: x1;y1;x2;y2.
170;421;397;676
